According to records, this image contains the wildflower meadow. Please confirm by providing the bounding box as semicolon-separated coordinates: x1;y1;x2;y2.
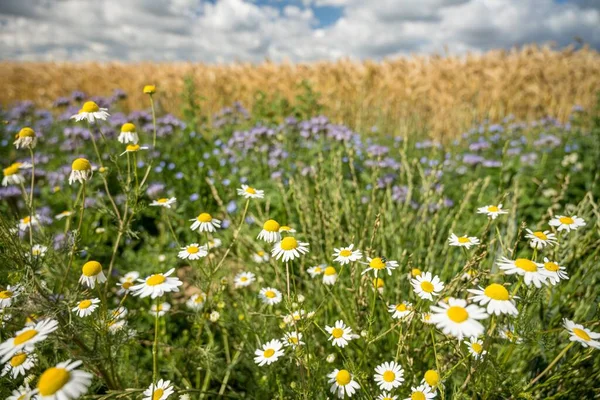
1;77;599;400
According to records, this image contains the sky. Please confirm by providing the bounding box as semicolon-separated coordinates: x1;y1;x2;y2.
0;0;599;62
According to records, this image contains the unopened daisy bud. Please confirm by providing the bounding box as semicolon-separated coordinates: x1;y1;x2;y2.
158;254;166;262
209;311;220;322
217;301;225;309
411;268;422;277
297;294;305;303
98;166;107;173
143;85;156;95
360;330;368;338
14;127;37;149
238;314;245;321
69;158;93;185
118;122;139;144
423;369;440;387
326;354;336;363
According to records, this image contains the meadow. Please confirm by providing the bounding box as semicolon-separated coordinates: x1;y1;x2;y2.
1;52;600;400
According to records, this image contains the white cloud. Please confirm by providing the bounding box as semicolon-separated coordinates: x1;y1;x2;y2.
0;0;598;62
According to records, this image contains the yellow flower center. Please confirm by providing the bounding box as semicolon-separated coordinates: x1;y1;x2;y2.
264;290;276;299
471;342;483;353
336;369;351;386
396;304;407;312
515;258;538;272
263;348;275;358
22;216;31;224
80;101;100;113
14;329;38;345
411;392;426;400
324;266;336;276
121;123;136;132
572;328;591;341
447;306;469;323
17;395;26;400
487;206;499;212
152;388;164;400
0;290;13;299
187;246;200;254
373;278;384;288
559;216;574;225
288;336;299;344
126;144;140;152
143;85;156;94
78;300;93;309
257;251;265;256
533;231;548;240
194;295;205;304
240;277;248;282
382;370;396;382
245;187;257;194
72;158;91;171
263;219;281;232
280;225;292;231
484;283;509;301
122;281;133;289
146;274;166;286
82;261;102;277
424;369;439;386
331;328;344;338
458;236;470;243
369;257;386;270
411;268;422;277
280;237;298;251
420;281;434;293
10;353;28;367
544;261;560;272
339;249;352;257
18;127;36;138
157;198;168;203
3;164;20;176
197;213;212;222
314;267;322;273
38;367;70;396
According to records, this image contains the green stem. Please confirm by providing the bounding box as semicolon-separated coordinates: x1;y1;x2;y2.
525;342;574;390
152;296;161;389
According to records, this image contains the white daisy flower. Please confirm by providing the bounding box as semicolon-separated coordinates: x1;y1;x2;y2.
421;312;434;324
3;162;29;186
120;144;149;156
78;261;107;289
464;336;487;360
208;238;222;249
31;244;48;258
209;311;220;322
150;197;177;208
283;309;315;325
142;379;175;400
14;127;37;149
178;243;208;260
234;271;256;288
541;257;569;285
477;204;508;219
131;268;183;299
18;215;39;231
388;302;413;320
467;283;518;316
257;219;282;243
377;392;398;400
0;319;58;362
1;350;37;378
189;213;221;232
118;123;139;144
117;271;140;295
323;266;338;286
411;272;444;301
325;320;357;348
327;369;360;399
429;297;488;340
404;384;436;400
271;237;309;262
109;306;128;320
563;319;600;349
307;264;325;278
361;257;398;276
258;287;282;305
279;225;296;234
70;101;110;123
150;302;171;317
282;331;304;348
0;285;21;309
448;233;480;249
332;244;363;265
524;229;558;249
254;339;285;366
7;384;32;400
252;250;270;263
496;257;547;288
186;293;207;311
374;361;405;391
69;158;93;185
72;298;101;318
499;325;523;344
107;319;128;334
55;211;73;220
549;215;586;232
237;184;264;199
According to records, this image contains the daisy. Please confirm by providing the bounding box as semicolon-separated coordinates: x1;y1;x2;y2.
377;393;398;400
31;244;48;258
429;298;488;339
373;361;405;391
388;302;413;320
7;384;32;400
237;184;264;199
467;283;518;316
18;215;39;231
234;271;256;288
496;257;547;288
107;318;128;334
421;312;434;324
563;319;600;349
283;309;315;325
404;384;436;400
499;325;523;344
150;197;177;208
109;306;128;320
70;100;110;123
252;250;269;263
69;158;93;185
55;211;73;220
186;293;207;311
258;287;282;305
327;369;360;399
525;229;558;249
323;266;338;285
120;144;149;156
0;319;58;362
1;350;37;378
118;122;139;144
332;244;363;264
448;233;480;249
464;336;487;360
150;302;171;317
178;243;208;260
14;127;37;149
117;271;140;295
131;268;183;299
142;379;175;400
282;331;304;348
541;257;569;285
361;257;398;276
325;320;357;348
422;369;440;388
78;261;107;289
2;163;28;186
254;339;285;366
257;219;282;243
477;204;508;219
144;85;156;94
189;213;221;232
271;237;309;262
549;215;586;232
208;238;222;249
411;272;444;301
0;285;21;308
72;298;101;318
307;264;325;278
279;225;296;234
